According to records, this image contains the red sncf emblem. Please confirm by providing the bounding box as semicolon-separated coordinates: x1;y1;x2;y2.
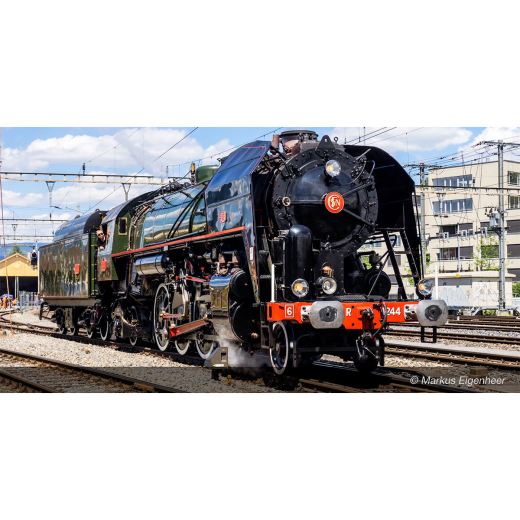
324;192;344;213
101;258;107;272
219;211;227;223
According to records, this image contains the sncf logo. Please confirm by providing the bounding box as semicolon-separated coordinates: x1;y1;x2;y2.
324;192;344;214
219;211;227;223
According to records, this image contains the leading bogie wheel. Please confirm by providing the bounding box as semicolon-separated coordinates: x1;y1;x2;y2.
68;323;79;336
269;321;291;375
129;335;140;347
86;325;96;339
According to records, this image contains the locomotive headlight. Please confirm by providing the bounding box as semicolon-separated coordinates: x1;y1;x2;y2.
321;277;338;295
325;160;341;177
417;278;433;298
291;279;309;298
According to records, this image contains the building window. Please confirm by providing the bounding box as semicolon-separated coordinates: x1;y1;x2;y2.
507;244;520;258
433;175;472;187
508;171;520;186
438;247;473;260
441;225;457;235
459;246;473;259
508;219;520;234
433;198;473;214
509;196;520;209
438;248;458;260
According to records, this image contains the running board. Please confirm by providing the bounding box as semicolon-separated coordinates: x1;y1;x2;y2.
169;319;207;338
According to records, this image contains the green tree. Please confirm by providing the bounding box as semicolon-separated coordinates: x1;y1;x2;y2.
8;245;24;257
403;251;431;285
513;281;520;297
471;236;509;271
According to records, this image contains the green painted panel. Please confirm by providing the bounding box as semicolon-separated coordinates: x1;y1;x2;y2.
39;234;90;297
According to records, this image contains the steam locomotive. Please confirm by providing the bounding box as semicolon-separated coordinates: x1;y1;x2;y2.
38;130;448;374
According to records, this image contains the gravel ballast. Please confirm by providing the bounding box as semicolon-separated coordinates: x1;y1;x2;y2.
0;332;282;393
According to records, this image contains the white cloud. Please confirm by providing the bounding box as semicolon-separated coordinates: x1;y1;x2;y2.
463;127;520;149
329;127;473;153
2;189;45;207
1;129;232;175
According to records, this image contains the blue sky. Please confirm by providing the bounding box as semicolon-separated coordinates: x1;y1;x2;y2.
1;126;520;244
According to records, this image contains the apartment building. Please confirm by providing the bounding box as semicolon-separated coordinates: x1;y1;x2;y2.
371;160;520;293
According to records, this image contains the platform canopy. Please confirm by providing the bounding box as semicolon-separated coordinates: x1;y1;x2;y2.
0;253;37;278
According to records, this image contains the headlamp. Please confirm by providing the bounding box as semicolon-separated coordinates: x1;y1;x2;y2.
291;279;309;298
321;277;338;295
325;160;341;177
417;278;433;298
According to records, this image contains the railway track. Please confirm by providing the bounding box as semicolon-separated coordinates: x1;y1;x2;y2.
398;321;520;334
448;317;520;327
287;360;478;393
0;347;185;393
0;312;480;393
385;341;520;371
386;327;520;346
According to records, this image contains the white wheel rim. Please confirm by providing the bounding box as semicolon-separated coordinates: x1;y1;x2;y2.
100;319;109;340
196;340;215;359
175;340;191;355
270;321;289;375
154;284;171;351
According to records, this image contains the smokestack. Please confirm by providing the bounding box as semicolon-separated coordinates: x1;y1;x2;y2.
271;134;280;151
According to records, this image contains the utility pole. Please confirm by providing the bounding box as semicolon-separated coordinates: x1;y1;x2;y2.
476;140;520;311
420;163;426;277
404;162;441;278
45;181;55;220
498;140;506;311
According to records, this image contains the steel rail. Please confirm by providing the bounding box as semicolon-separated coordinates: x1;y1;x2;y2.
386;328;520;346
0;368;58;393
0;347;185;393
385;344;520;371
398;321;520;333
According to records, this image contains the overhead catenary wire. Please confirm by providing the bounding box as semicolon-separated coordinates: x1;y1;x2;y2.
85;127;142;165
136;127;199;175
83;127;199;214
165;127;284;171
